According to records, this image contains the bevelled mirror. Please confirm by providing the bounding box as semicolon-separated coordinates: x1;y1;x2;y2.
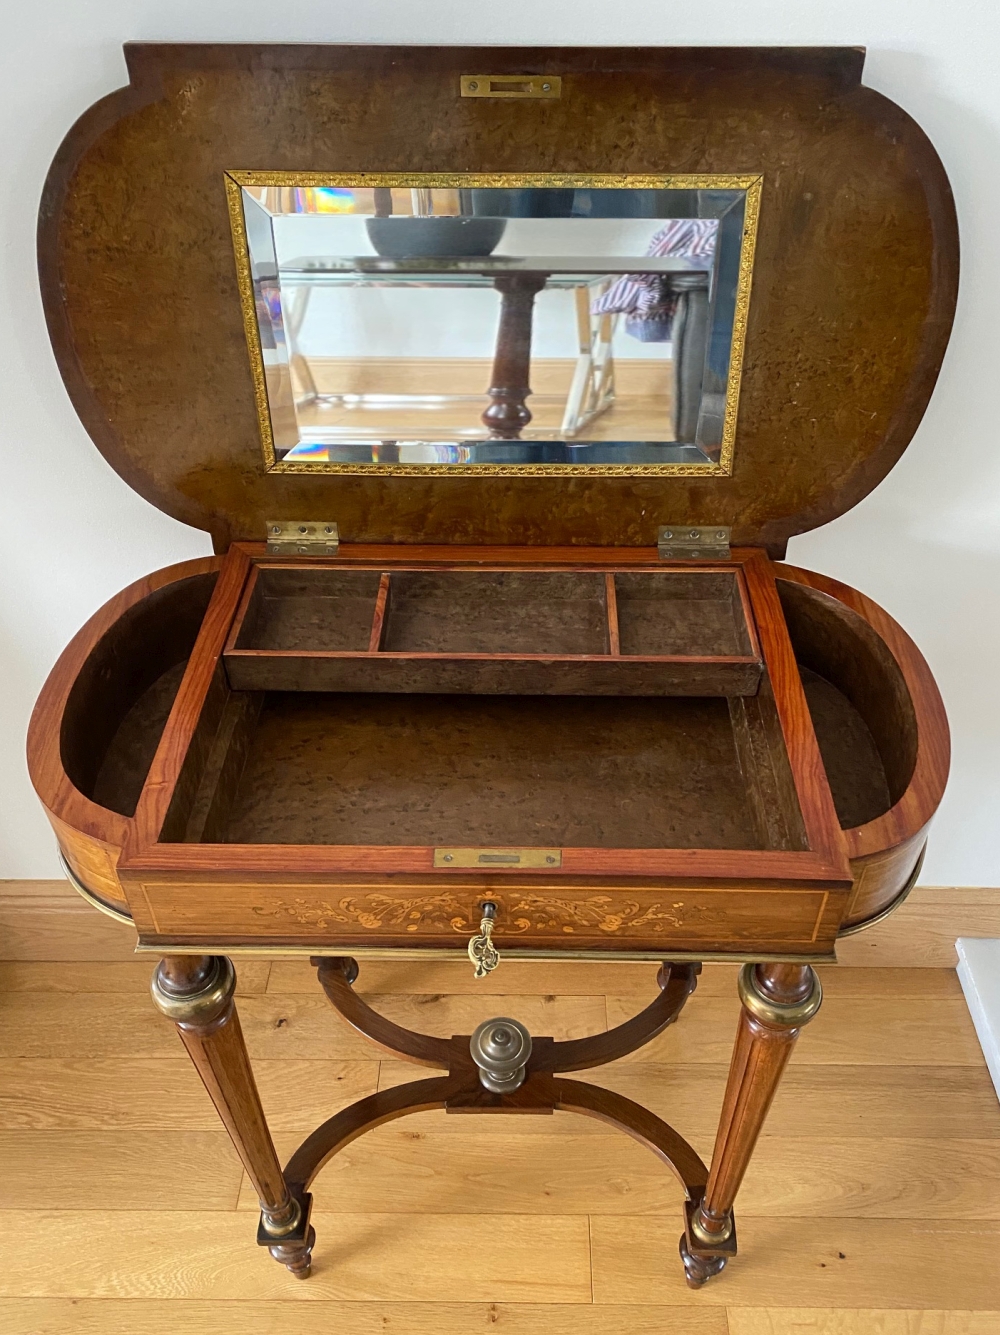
227;173;761;474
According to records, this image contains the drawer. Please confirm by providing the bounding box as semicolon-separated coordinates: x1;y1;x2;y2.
124;874;847;958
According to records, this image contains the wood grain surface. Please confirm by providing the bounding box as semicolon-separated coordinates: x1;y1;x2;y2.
0;1301;728;1335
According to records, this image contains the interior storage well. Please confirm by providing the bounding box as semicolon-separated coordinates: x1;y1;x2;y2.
160;670;808;852
59;572;218;817
56;564;925;849
778;578;918;829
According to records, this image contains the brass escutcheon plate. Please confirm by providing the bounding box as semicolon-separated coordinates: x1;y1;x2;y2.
460;75;561;98
434;847;563;869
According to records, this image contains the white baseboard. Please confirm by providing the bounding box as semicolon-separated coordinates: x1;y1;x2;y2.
957;937;1000;1101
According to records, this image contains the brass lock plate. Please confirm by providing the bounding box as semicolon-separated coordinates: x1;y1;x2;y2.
460;75;561;99
434;847;562;869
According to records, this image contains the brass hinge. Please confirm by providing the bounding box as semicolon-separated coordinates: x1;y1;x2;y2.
265;521;339;556
658;525;731;561
460;75;561;99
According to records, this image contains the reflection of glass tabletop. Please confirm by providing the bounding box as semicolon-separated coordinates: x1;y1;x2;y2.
274;255;711;286
282;441;716;466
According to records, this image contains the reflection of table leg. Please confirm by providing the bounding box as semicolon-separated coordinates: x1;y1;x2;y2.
482;273;549;439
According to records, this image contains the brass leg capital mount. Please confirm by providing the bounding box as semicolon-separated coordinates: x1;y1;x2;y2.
150;955;235;1027
737;961;823;1029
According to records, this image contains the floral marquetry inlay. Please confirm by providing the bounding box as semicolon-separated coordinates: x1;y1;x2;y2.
248;888;695;937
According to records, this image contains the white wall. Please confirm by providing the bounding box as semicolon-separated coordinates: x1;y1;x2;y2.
2;1;999;884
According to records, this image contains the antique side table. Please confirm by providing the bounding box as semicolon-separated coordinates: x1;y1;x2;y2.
28;44;954;1287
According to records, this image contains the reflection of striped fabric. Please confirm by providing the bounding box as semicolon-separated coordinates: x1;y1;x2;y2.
592;218;719;322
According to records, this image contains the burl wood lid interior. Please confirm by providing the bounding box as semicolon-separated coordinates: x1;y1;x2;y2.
39;45;958;554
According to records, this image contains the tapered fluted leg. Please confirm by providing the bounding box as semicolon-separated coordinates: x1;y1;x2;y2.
150;955;314;1276
680;962;823;1287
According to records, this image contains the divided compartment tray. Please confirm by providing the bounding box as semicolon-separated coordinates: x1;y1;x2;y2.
223;565;763;696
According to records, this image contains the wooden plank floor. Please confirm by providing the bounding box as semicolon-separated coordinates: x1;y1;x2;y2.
1;883;999;1331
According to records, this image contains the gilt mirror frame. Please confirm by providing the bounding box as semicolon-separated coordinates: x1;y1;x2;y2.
226;171;763;477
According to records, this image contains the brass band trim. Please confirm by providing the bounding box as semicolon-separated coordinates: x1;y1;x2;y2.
690;1211;734;1246
837;843;926;937
737;962;823;1028
135;942;836;964
260;1197;303;1238
58;851;133;925
150;956;236;1025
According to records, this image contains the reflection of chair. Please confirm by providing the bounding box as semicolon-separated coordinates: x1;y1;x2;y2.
671;274;711;445
565;273;711;443
284;284;319;405
561;280;618;437
591;217;718;444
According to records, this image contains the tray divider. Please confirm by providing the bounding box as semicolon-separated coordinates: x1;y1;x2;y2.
368;573;392;653
223;562;262;654
732;568;762;659
605;573;621;656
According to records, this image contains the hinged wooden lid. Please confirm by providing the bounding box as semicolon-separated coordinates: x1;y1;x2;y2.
39;44;957;555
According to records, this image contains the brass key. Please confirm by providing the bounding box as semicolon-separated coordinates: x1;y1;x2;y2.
468;902;500;978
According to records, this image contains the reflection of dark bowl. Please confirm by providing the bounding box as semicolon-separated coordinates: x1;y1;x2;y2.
365;216;507;258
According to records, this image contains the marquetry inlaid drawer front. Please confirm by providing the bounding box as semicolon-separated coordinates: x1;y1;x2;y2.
127;878;846;955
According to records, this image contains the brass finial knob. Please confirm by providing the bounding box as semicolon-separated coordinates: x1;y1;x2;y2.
470;1016;532;1092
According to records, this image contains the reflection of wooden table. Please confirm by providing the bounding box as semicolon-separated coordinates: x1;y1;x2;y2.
278;255;711;442
481;272;550;437
481;268;710;442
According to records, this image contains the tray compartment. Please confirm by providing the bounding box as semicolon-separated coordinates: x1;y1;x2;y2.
231;567;383;652
616;570;755;657
223;564;763;697
382;570;608;654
